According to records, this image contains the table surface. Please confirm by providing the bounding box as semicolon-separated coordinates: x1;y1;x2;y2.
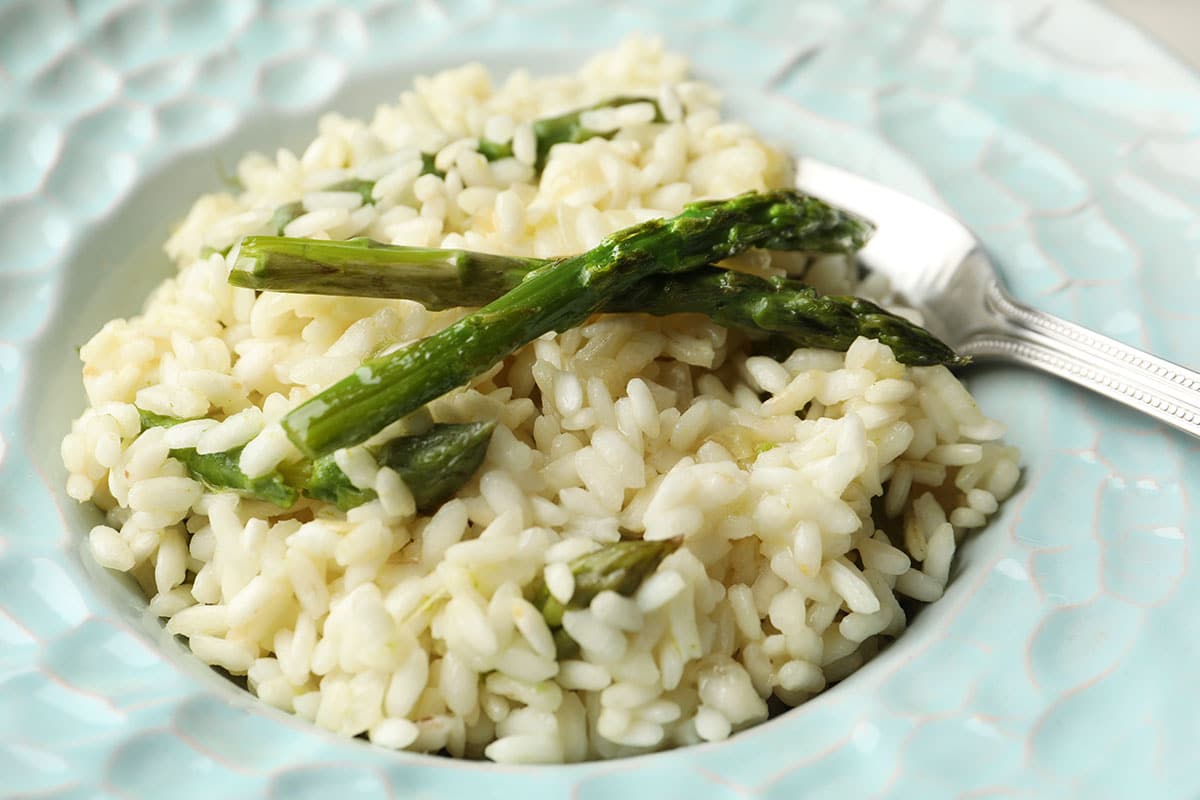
1105;0;1200;68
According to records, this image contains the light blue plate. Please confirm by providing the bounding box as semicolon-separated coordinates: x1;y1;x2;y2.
3;0;1199;797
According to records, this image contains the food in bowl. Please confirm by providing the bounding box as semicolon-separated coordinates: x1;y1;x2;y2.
61;37;1020;763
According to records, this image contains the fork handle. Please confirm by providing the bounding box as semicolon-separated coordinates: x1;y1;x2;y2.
960;282;1200;440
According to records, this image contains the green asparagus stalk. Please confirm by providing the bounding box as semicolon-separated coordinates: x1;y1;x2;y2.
527;539;679;659
137;409;494;513
281;190;873;458
229;237;962;366
136;409;298;508
300;421;495;512
229;237;543;309
623;270;964;367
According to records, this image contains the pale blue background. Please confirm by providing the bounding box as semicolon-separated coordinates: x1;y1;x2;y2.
1;1;1199;797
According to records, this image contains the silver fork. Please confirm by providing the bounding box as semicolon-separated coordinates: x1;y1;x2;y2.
795;158;1200;440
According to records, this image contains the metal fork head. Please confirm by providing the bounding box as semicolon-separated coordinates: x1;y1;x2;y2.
793;158;999;346
793;157;1200;440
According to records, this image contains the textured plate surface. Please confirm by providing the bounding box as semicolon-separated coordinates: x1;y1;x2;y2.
2;1;1199;797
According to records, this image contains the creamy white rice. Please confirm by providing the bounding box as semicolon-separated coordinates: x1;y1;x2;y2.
63;37;1020;763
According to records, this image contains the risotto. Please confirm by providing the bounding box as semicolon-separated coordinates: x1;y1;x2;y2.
62;37;1019;763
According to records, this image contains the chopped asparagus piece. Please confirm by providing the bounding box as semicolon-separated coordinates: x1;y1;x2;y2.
267;201;305;237
170;446;299;508
137;410;297;508
137;410;493;513
528;539;679;659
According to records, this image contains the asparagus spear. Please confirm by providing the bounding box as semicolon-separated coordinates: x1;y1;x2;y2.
137;409;494;512
229;237;962;366
528;539;678;659
623;270;964;367
281;190;873;458
137;409;298;508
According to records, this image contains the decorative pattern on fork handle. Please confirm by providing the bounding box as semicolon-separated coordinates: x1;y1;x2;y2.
959;281;1200;438
988;283;1200;393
